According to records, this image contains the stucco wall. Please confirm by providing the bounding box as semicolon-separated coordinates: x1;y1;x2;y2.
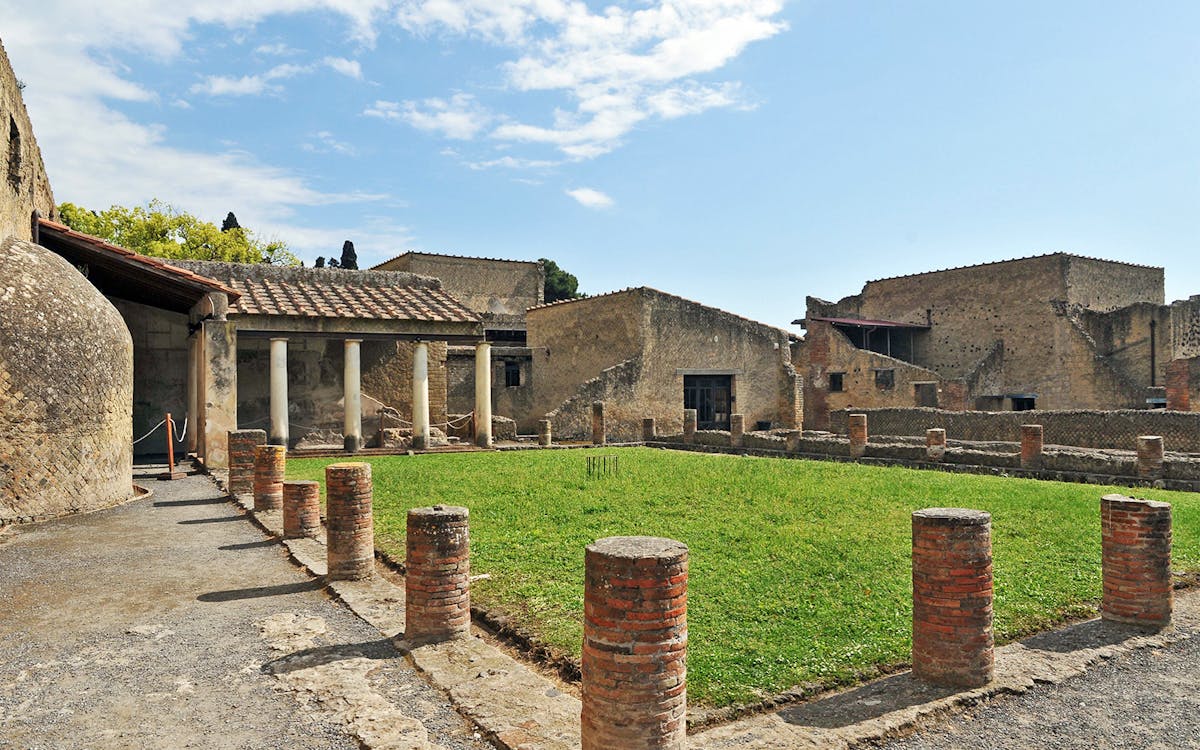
0;39;55;242
1;238;133;523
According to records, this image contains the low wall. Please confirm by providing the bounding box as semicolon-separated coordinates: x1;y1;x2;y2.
827;408;1200;454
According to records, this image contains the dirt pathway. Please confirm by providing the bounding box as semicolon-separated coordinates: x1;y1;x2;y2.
0;463;493;750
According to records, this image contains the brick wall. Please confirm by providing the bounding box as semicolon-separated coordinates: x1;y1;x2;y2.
375;252;543;328
0;39;56;242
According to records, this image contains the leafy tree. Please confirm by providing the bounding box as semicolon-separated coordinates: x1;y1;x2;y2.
340;240;358;270
314;256;326;268
328;257;340;269
57;200;299;265
221;212;240;232
540;258;584;302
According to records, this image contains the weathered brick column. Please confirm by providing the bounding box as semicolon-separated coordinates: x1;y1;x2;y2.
912;508;993;688
785;430;801;453
537;419;552;447
1137;435;1164;479
592;401;606;445
252;444;286;512
1165;359;1190;411
1101;494;1172;628
282;480;321;539
405;505;470;645
582;536;688;750
730;414;745;448
642;417;656;442
325;462;374;581
848;413;868;458
926;428;946;462
228;429;266;497
683;409;697;443
1020;424;1043;469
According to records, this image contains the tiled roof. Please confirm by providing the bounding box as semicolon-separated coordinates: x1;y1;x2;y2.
170;260;480;324
372;250;541;270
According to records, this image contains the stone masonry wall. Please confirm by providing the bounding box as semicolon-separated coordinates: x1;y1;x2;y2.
109;299;190;457
1;238;133;524
445;345;535;422
374;253;543;329
0;39;55;242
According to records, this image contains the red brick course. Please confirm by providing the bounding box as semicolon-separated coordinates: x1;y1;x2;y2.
406;505;470;644
1101;494;1172;628
252;445;286;512
1020;424;1043;469
592;401;606;446
228;429;266;497
911;508;993;688
926;428;946;462
683;409;697;443
282;480;321;540
325;462;374;581
1165;359;1190;411
582;536;688;750
1137;435;1164;479
848;413;868;458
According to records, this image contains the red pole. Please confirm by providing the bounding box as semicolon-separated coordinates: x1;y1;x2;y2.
159;412;186;481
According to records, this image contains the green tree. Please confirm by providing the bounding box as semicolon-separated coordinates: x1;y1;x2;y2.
57;200;299;265
339;240;358;270
540;258;584;302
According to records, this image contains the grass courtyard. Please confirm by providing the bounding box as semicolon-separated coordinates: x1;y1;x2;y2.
287;447;1200;708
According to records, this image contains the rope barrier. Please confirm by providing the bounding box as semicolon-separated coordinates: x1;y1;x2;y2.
132;419;166;445
169;415;188;443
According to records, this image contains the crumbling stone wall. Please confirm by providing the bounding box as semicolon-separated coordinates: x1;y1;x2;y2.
445;345;535;422
0;39;55;242
1;238;133;523
109;299;189;457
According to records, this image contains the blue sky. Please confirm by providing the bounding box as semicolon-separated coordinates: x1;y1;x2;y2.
3;1;1196;330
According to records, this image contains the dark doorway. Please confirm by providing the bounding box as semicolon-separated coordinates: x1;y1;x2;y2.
684;375;732;430
914;382;938;408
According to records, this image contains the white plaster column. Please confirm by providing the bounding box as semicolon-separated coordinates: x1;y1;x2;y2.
412;341;431;450
269;337;289;447
343;339;363;452
185;333;199;453
474;341;493;447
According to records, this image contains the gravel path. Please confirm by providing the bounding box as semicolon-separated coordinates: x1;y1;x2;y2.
876;625;1198;749
0;463;493;750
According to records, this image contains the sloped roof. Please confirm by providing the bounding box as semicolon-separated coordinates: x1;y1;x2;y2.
170;260;479;324
372;250;540;270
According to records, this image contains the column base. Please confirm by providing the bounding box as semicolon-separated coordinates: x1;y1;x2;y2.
475;434;492;448
269;435;288;448
412;435;428;450
344;435;361;453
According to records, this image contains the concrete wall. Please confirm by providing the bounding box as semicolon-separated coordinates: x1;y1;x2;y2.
0;39;55;242
375;253;543;329
109;299;190;457
1;238;133;524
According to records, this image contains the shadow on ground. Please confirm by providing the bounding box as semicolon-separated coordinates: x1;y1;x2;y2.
198;579;323;602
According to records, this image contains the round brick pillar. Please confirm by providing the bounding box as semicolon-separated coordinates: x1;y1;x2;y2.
683;409;697;443
926;428;946;462
730;414;745;447
582;536;688;750
405;505;471;644
537;419;552;447
1101;494;1172;628
1136;435;1164;479
282;480;321;539
325;462;374;581
252;444;286;512
912;508;993;688
642;417;657;442
1019;424;1043;469
592;401;606;446
228;429;266;497
848;413;868;458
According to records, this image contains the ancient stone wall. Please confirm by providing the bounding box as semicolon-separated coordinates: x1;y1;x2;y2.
0;39;55;242
445;345;535;422
109;299;190;456
1064;255;1164;311
1;238;132;524
1167;296;1200;360
374;252;543;330
827;407;1200;453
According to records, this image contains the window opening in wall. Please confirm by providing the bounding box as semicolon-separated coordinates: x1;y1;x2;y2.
1011;397;1036;411
683;374;732;430
7;116;20;191
874;368;895;391
914;382;938;407
504;360;521;387
829;372;845;392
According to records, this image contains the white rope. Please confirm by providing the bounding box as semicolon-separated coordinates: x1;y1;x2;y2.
170;415;188;443
132;420;166;445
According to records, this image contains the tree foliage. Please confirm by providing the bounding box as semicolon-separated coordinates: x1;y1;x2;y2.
540;258;584;302
340;240;358;270
57;200;299;265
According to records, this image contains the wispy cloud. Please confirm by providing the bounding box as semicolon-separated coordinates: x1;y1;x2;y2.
192;57;363;97
303;130;357;156
566;187;614;209
365;93;491;140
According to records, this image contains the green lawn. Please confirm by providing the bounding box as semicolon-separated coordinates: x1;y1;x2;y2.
287;448;1200;707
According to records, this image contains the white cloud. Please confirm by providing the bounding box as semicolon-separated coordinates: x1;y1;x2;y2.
566;187;614;209
304;130;357;156
323;56;363;79
191;58;362;97
366;93;491;140
466;155;560;170
255;42;300;56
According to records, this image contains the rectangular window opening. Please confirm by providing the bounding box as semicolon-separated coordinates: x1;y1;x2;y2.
504;360;521;387
874;368;895;391
829;372;845;392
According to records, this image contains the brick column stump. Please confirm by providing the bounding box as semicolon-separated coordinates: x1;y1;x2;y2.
1101;494;1172;628
683;409;697;443
784;430;801;453
1137;435;1164;479
1019;424;1043;469
537;418;553;447
252;444;286;512
912;508;994;688
848;413;868;459
582;536;688;750
592;401;606;445
282;480;321;539
326;462;374;581
730;414;745;448
926;428;946;462
405;505;471;645
228;429;266;497
642;417;656;442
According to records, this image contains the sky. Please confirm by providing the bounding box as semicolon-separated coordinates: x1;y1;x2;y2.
2;1;1196;331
